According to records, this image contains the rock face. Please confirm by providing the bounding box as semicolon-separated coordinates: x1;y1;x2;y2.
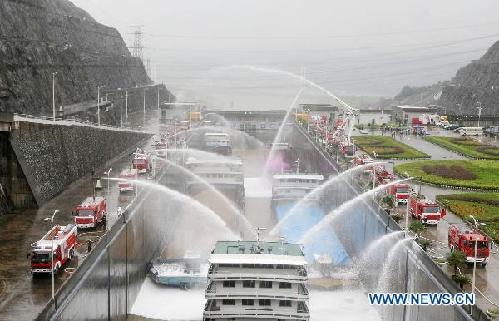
10;121;150;205
0;0;154;116
394;40;499;116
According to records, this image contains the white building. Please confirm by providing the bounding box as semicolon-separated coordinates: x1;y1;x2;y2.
392;105;440;125
203;240;310;321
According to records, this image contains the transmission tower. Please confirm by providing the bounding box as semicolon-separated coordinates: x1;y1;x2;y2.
146;58;151;77
129;25;144;61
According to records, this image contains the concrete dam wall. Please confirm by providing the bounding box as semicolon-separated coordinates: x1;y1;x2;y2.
9;120;150;206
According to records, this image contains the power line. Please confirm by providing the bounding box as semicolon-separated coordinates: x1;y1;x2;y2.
145;21;499;40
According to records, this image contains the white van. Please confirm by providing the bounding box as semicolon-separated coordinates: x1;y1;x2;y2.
458;127;483;136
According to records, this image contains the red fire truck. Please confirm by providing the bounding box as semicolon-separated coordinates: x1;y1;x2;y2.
448;225;490;266
351;154;374;166
31;224;77;275
409;195;446;225
118;168;138;193
388;183;411;204
132;149;152;174
73;196;107;229
373;165;395;186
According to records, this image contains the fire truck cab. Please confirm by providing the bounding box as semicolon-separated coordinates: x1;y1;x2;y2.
118;168;139;193
31;224;77;275
388;183;411;204
74;196;107;229
448;225;490;266
409;195;446;225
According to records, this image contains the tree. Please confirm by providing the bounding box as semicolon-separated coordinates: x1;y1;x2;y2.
391;213;402;223
447;250;467;274
382;195;395;209
417;238;431;252
409;221;426;236
452;273;470;290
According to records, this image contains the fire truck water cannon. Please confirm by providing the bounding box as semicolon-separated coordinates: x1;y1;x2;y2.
73;196;107;229
409;194;447;225
448;225;490;266
31;224;77;275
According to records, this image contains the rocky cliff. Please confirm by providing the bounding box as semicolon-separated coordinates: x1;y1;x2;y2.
393;40;499;116
0;0;168;118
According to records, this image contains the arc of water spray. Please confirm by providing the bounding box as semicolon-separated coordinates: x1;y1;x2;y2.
105;177;240;239
298;178;412;244
269;162;386;237
219;65;359;114
153;156;256;237
377;237;413;293
218;65;362;160
262;88;304;177
356;230;405;267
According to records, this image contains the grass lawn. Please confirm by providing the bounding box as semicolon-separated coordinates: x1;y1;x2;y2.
436;193;499;242
425;136;499;160
395;160;499;190
352;135;429;159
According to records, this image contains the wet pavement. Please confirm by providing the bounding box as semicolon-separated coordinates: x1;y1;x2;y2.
0;110;168;320
394;203;499;312
0;148;148;320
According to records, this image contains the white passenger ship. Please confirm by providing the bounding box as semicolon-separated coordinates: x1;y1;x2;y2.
271;174;324;202
185;157;244;188
204;132;232;155
203;239;310;321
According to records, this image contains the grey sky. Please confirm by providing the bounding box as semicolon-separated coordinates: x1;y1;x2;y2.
71;0;499;109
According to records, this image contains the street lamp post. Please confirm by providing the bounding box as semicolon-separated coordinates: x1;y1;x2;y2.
404;174;413;237
157;86;160;110
125;90;129;126
117;88;123;128
97;86;104;126
104;168;112;194
143;88;147;124
52;72;58;121
469;215;479;296
44;209;60;301
476;102;483;127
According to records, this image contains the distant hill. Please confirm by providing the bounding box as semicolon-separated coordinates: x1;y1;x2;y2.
392;40;499;116
0;0;169;117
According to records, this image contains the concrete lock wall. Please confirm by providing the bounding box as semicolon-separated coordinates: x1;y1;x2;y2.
36;179;171;321
9;121;151;205
0;131;36;213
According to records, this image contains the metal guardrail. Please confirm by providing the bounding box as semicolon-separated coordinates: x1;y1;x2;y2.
208;272;307;282
12;113;154;134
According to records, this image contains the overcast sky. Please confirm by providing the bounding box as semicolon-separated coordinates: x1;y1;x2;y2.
71;0;499;109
